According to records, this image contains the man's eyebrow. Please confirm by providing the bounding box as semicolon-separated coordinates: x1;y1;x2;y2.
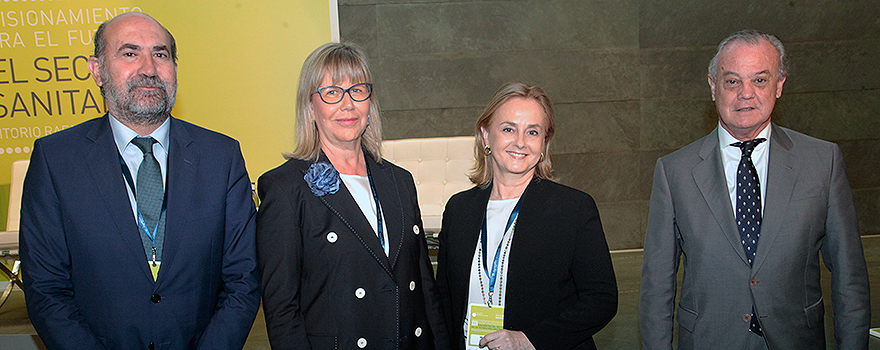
116;44;168;53
118;43;141;52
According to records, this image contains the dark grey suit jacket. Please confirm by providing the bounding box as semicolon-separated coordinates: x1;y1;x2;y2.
640;123;870;349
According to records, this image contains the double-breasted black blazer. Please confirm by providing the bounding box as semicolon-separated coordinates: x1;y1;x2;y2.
256;152;448;349
436;178;618;350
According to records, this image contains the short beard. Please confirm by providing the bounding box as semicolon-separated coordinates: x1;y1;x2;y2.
101;67;177;127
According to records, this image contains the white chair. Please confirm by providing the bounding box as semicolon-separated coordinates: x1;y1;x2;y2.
0;159;29;308
382;136;475;234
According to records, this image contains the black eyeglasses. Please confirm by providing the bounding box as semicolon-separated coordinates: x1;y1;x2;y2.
313;83;373;104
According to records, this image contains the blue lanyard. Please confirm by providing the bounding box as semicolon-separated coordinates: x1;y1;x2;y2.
364;164;385;250
119;153;167;266
135;209;165;266
480;196;523;295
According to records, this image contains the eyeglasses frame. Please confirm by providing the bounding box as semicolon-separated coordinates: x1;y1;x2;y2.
312;83;373;104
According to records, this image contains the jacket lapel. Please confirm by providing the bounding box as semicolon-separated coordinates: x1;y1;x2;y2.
751;124;796;272
84;115;154;282
504;179;537;289
367;156;405;269
156;118;197;286
457;185;491;281
312;153;394;277
692;129;750;266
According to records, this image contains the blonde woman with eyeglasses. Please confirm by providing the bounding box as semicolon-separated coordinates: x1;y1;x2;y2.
256;42;448;350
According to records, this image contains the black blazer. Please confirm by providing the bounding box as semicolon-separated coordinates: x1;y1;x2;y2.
437;178;617;350
256;152;449;350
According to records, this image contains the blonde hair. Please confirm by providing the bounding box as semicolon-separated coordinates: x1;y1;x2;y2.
285;42;382;162
469;83;556;188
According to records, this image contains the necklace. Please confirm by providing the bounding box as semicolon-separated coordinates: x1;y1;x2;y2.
477;222;515;308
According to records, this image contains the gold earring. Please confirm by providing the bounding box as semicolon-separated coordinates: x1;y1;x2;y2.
484;145;492;156
540;152;545;162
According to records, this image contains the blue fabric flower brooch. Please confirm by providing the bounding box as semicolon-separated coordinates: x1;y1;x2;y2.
304;162;340;197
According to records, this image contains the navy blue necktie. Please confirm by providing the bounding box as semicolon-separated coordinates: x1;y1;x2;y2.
732;137;766;336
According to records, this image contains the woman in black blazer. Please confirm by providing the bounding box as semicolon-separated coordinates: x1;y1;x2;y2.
436;83;618;350
256;42;447;349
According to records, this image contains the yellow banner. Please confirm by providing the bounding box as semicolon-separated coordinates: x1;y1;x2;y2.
1;3;119;178
0;1;332;227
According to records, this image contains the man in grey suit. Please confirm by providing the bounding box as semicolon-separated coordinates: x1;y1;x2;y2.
639;29;870;349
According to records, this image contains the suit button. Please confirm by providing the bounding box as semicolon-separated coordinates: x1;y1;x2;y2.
149;342;155;350
415;327;422;337
743;314;751;322
413;225;420;235
151;294;161;303
327;232;338;243
355;288;366;299
750;278;757;286
409;281;416;291
357;338;367;348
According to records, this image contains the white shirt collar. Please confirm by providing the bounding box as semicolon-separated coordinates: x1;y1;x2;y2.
718;122;771;150
718;121;772;213
108;115;171;154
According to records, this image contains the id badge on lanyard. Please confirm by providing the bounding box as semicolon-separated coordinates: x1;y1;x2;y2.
466;303;504;349
466;196;522;348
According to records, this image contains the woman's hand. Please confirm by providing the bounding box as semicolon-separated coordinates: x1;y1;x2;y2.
478;329;536;350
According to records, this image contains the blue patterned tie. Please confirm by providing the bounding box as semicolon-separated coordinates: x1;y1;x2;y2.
732;137;766;336
131;137;163;229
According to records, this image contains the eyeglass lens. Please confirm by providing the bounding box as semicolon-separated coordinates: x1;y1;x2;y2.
318;83;372;104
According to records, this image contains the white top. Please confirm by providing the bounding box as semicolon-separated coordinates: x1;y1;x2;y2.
340;174;389;256
718;123;771;214
462;197;519;347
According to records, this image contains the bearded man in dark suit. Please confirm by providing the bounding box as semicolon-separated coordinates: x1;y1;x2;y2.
20;12;260;350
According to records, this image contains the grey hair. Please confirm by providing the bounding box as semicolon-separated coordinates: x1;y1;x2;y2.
708;29;787;80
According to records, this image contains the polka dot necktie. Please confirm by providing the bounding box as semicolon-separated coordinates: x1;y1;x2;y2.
731;137;766;337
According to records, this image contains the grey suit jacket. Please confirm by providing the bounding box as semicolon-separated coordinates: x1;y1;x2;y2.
639;124;869;349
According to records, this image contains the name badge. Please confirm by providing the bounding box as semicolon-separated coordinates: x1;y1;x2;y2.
148;261;161;281
466;303;504;348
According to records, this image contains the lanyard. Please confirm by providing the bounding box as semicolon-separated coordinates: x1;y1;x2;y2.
364;163;385;250
119;153;167;266
480;196;523;296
